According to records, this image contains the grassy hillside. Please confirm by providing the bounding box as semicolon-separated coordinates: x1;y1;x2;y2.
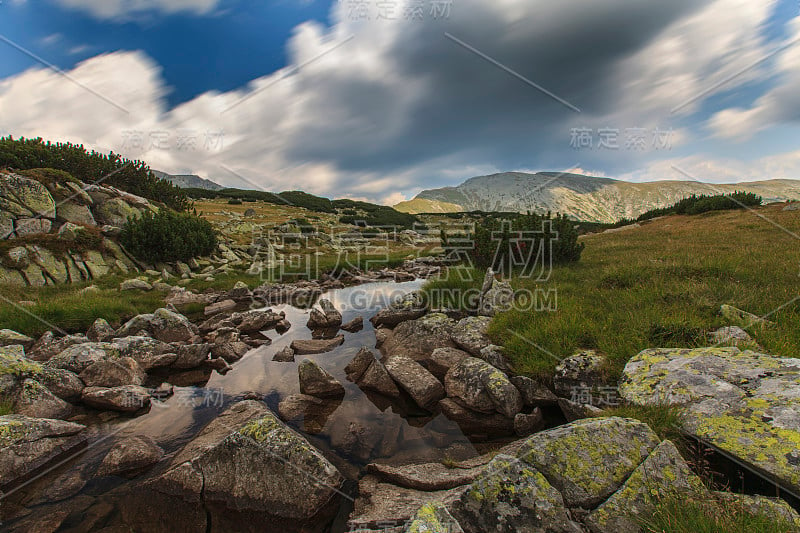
394;197;464;214
429;203;800;382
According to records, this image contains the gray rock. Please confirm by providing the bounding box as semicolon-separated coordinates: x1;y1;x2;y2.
120;279;152;291
15;217;51;236
112;336;177;370
341;316;364;333
428;347;471;380
345;348;401;398
445;357;522;418
553;350;609;398
116;308;196;343
720;304;771;328
45;342;121;373
307;298;342;330
298;359;345;398
11;378;73;419
516;417;660;508
272;346;295;362
291;335;345;355
370;291;427;328
86;318;115;342
558;398;604;422
450;316;492;356
29;332;88;361
438;398;515;437
81;385;151;413
381;313;457;362
233;309;283;332
227;280;251;300
709;325;754;347
510;375;558;407
514;409;545;437
0;415;86;488
478;278;514;317
210;341;251;363
385;356;445;409
38;367;84;401
97;435;164;478
172;344;211;369
277;393;341;434
79;357;144;387
0;329;34;350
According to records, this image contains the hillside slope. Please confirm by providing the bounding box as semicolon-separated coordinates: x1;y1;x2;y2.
397;172;800;222
152;170;223;191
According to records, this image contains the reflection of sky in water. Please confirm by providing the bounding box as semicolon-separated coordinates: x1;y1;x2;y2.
121;280;478;470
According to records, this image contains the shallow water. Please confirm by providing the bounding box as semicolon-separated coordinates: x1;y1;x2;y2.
5;279;482;531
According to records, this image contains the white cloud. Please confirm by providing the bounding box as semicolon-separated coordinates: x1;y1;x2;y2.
0;0;795;203
51;0;221;20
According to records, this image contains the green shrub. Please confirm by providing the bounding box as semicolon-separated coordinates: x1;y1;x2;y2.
228;199;243;205
121;210;217;263
0;136;189;211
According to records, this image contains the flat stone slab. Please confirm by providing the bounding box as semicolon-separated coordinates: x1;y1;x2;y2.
620;347;800;495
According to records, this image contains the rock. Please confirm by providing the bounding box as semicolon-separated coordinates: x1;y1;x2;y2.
620;346;800;497
28;332;88;361
367;460;491;492
36;463;91;503
405;502;465;533
244;208;257;217
0;330;34;350
227;281;251;300
234;309;283;332
381;313;457;362
95;197;140;226
204;299;237;316
428;347;471;380
329;421;383;463
585;440;708;533
439;398;515;437
210;341;251;363
120;279;152;291
558;398;603;422
553;350;609;398
11;378;73;419
45;342;121;373
385;356;445;409
720;303;771;328
709;325;754;347
712;492;800;528
81;385;151;413
277;393;341;433
340;316;364;333
57;202;95;225
298;359;345;399
444;357;523;418
450;316;492;356
172;344;211;369
97;435;164;478
370;291;427;328
116;308;196;343
477;344;511;372
151;401;345;528
514;409;545;437
478;278;514;317
38;367;84;401
57;221;86;240
291;335;345;355
451;454;582;533
516;417;660;508
14;217;51;236
272;346;295;362
345;348;400;398
112;336;177;370
510;375;558;407
0;415;86;488
307;298;342;330
86;318;115;342
79;357;144;387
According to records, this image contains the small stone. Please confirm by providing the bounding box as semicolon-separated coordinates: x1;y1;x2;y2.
272;346;295;362
298;359;345;399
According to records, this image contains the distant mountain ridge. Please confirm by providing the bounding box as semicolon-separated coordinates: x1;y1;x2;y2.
152;170;223;191
394;172;800;223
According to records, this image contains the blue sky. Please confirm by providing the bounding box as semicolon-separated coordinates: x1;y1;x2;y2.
1;0;799;203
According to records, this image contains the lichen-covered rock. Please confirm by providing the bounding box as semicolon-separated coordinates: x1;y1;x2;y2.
57;202;95;226
585;440;708;533
385;356;445;409
29;332;88;361
151;401;345;529
450;316;492;357
428;347;471;380
298;359;345;399
45;342;121;374
720;304;770;328
97;435;164;478
112;336;177;370
307;298;342;330
291;335;344;355
0;415;86;488
445;357;523;419
404;502;465;533
81;385;150;413
86;318;115;342
515;417;660;508
345;347;400;398
120;279;152;291
712;492;800;529
510;375;558;407
370;291;427;328
0;330;34;350
11;377;73;419
381;313;457;362
0;173;56;218
94;197;140;226
116;308;196;343
451;454;582;533
553;350;609;398
478;278;514;317
38;367;84;401
709;326;754;347
438;398;516;437
172;343;211;369
620;347;800;497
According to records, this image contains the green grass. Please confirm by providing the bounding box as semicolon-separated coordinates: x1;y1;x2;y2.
640;493;798;533
474;204;800;381
0;398;13;416
421;267;483;309
592;404;685;443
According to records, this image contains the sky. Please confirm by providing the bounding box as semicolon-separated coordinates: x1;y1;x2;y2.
1;0;800;205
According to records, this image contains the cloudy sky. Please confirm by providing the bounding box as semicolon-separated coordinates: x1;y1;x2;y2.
1;0;799;204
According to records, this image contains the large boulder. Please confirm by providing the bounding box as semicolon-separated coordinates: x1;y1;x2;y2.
97;435;164;478
94;197;140;226
444;357;523;418
45;342;121;374
620;347;800;496
0;330;34;350
344;347;400;398
385;356;445;409
450;316;492;357
277;393;341;434
79;357;144;387
9;378;72;419
553;350;609;399
478;277;514;317
380;313;457;362
370;291;427;328
112;336;177;370
0;173;56;219
515;417;660;508
146;401;345;530
0;415;86;488
116;308;196;343
81;385;151;413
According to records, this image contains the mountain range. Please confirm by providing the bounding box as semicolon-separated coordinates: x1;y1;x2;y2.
152;170;223;191
394;172;800;223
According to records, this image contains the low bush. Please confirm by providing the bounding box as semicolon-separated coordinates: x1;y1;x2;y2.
121;210;217;263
